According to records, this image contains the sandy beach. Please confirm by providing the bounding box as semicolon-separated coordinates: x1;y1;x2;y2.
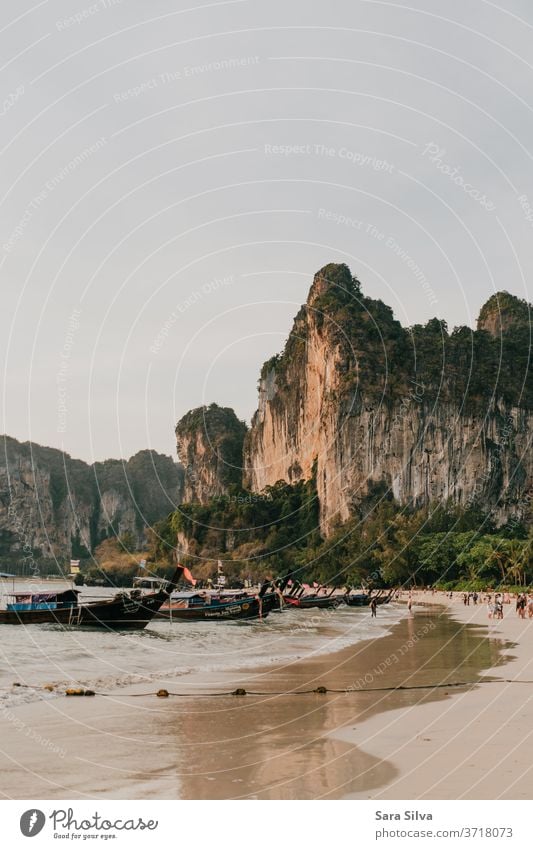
1;595;524;800
341;593;533;800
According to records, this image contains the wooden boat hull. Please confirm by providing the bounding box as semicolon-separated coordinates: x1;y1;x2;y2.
157;594;273;621
343;594;392;607
283;595;339;610
0;591;170;630
343;595;367;607
0;607;76;625
74;592;169;629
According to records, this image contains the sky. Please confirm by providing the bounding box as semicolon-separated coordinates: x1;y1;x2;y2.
1;0;533;463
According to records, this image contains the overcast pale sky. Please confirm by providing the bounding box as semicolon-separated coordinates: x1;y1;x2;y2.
1;0;532;463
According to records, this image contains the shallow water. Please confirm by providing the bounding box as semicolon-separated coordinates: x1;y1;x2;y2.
170;610;508;800
0;580;407;707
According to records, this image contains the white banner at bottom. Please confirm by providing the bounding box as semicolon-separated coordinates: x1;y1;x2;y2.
2;800;531;848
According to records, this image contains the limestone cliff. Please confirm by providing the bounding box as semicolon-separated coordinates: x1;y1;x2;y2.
0;437;184;564
477;291;530;336
176;403;247;503
244;264;533;533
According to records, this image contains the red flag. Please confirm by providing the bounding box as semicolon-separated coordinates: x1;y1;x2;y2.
178;563;197;586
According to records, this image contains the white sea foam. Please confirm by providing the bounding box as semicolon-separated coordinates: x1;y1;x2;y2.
0;585;405;708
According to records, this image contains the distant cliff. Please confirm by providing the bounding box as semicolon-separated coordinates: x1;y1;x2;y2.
176;403;247;503
0;437;183;564
243;264;532;533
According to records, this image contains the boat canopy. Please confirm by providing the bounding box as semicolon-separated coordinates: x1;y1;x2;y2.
133;576;165;588
170;591;205;600
4;588;80;613
7;589;80;603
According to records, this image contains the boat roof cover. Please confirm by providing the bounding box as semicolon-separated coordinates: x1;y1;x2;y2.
10;589;80;602
170;591;206;599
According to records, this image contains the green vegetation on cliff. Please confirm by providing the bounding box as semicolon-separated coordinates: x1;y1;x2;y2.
161;263;532;588
151;477;320;580
151;474;532;589
176;403;247;491
0;435;183;570
261;263;532;411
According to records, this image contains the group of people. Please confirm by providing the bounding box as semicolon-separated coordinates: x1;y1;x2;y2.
486;593;504;619
454;589;533;620
515;593;533;619
462;591;480;606
484;592;533;619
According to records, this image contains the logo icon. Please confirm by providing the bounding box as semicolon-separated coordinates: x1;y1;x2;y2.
20;810;46;837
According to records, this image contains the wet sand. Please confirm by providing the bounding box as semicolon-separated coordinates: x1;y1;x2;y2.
0;603;507;799
341;594;533;800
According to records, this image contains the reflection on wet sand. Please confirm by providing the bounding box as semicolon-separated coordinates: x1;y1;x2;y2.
167;610;505;799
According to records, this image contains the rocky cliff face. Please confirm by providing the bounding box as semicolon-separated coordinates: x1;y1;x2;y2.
176;403;247;503
244;264;533;533
0;437;183;564
477;291;531;336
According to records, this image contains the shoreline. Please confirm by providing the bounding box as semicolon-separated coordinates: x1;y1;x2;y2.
0;599;510;799
337;592;533;799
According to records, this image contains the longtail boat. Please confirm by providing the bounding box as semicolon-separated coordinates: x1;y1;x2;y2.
0;567;182;630
0;588;81;625
157;592;268;621
343;588;395;607
156;579;282;621
282;584;340;609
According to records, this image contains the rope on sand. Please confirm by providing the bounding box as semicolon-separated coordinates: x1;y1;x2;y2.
8;679;533;699
62;678;532;697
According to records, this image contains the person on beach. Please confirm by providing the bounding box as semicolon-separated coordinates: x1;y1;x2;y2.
370;598;377;617
516;594;527;619
407;593;413;615
487;595;493;619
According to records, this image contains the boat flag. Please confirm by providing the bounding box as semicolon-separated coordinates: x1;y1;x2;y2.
178;563;197;586
217;560;226;585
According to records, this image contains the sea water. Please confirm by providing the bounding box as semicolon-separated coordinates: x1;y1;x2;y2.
0;580;406;708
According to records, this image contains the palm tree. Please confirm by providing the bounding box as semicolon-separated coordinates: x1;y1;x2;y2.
486;544;511;586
